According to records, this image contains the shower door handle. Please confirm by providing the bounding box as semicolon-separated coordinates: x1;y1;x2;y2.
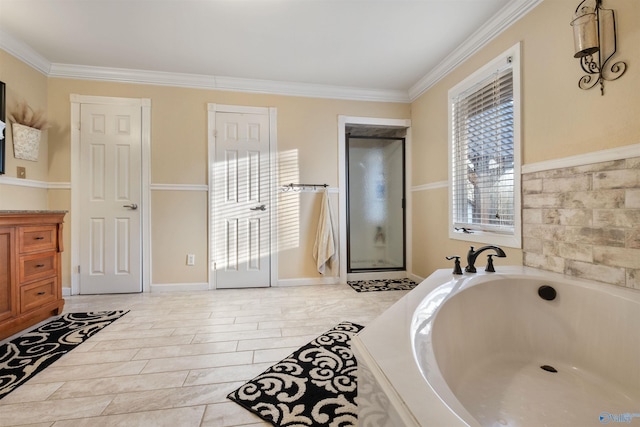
250;204;266;211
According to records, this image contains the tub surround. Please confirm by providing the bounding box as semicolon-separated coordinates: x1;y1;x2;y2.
522;156;640;289
353;266;640;427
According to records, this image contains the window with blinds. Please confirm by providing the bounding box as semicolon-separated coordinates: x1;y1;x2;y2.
448;44;521;248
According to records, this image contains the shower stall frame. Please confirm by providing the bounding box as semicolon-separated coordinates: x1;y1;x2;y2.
345;134;407;273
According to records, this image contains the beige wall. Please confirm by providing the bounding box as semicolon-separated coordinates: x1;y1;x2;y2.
46;79;408;285
1;59;409;288
410;0;640;277
151;190;208;284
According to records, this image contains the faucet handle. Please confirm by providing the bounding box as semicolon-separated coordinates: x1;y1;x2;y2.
485;254;496;272
445;256;463;275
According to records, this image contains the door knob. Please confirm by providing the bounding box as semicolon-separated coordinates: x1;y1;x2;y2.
123;203;138;210
250;204;266;211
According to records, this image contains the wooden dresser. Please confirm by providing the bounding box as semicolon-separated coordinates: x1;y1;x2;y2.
0;211;66;340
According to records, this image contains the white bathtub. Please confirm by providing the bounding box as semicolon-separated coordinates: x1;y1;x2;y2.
352;266;640;427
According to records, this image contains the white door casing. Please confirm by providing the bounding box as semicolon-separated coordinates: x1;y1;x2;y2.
71;95;151;295
208;105;277;289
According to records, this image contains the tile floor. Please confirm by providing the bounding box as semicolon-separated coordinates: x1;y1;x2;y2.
0;284;408;427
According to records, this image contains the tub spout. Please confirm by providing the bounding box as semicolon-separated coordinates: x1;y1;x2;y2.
465;245;506;273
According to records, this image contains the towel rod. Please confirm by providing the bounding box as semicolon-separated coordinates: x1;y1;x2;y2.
281;183;329;192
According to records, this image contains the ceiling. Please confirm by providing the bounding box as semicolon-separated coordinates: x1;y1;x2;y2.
0;0;538;101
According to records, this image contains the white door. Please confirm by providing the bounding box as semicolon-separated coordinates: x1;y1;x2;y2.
214;111;271;288
79;103;142;294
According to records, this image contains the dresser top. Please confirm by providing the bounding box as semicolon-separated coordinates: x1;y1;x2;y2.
0;210;68;214
0;211;67;226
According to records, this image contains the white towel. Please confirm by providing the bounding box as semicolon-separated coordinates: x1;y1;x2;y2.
313;189;337;275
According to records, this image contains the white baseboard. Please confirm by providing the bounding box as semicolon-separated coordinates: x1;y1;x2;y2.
276;276;340;287
150;282;209;292
408;273;425;284
64;280;341;294
67;276;403;294
65;283;210;294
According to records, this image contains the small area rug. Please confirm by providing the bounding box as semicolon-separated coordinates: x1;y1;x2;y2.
347;278;417;292
228;321;364;427
0;311;128;400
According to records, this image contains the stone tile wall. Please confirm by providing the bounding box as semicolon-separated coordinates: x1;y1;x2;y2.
522;156;640;289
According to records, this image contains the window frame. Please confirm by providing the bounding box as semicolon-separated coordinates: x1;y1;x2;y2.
448;42;522;249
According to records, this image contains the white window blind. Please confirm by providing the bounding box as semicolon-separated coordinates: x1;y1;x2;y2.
448;44;521;248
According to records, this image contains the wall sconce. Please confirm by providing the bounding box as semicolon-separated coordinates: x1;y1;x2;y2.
570;0;626;95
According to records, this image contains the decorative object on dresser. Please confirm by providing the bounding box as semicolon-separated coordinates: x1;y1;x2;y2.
0;211;66;341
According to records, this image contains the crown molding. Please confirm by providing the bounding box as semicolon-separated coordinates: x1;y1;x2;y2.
0;29;51;75
50;63;216;89
214;75;410;103
48;64;410;103
408;0;543;101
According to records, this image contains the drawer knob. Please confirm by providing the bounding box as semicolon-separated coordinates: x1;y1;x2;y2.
36;291;46;296
34;236;45;240
35;264;46;268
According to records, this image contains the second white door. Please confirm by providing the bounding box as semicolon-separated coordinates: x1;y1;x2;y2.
213;110;271;288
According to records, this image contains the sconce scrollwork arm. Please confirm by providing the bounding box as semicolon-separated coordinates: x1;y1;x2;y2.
603;60;626;81
578;73;599;92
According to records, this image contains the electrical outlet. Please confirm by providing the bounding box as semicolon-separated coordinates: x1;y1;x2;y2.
187;254;195;266
17;166;26;179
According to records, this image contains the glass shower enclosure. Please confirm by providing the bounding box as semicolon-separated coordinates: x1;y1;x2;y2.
346;135;405;272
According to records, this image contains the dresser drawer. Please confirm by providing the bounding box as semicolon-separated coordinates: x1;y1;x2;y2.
19;252;57;284
18;225;58;254
20;278;57;313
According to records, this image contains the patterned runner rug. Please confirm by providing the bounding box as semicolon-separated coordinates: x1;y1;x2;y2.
347;278;417;292
0;311;128;400
228;321;364;427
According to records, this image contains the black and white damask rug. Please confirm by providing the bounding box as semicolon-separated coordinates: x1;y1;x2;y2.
228;321;364;427
0;311;128;400
347;278;417;293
